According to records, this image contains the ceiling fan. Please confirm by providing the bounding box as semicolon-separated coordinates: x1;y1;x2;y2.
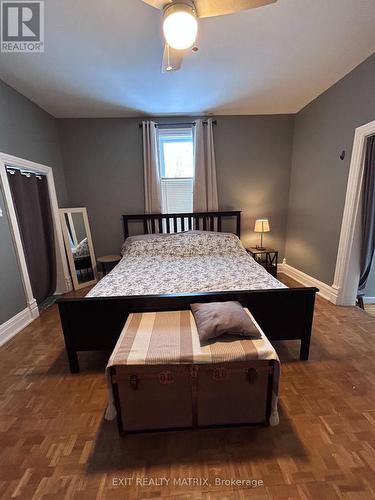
141;0;277;73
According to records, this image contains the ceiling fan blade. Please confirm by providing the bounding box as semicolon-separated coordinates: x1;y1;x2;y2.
161;43;184;73
141;0;172;10
195;0;277;18
141;0;276;17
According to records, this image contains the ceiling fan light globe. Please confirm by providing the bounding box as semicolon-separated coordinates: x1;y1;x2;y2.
163;10;198;50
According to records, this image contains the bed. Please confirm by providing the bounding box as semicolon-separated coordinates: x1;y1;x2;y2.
57;211;318;373
87;231;284;297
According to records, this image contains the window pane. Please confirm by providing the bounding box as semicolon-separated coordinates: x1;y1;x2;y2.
158;127;194;179
162;141;193;178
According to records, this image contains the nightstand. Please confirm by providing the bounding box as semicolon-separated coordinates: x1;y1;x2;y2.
247;248;278;278
97;254;121;276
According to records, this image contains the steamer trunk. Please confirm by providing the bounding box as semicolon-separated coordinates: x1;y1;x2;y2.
111;360;274;434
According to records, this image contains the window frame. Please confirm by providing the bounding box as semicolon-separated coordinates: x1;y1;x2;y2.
157;126;194;215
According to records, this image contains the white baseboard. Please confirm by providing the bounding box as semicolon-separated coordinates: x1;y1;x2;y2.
279;261;339;304
0;307;37;348
28;298;39;320
363;296;375;305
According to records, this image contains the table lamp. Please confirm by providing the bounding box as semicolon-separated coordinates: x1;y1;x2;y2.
254;219;270;250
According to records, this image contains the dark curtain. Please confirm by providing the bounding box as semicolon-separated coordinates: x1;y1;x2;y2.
8;170;56;304
358;135;375;291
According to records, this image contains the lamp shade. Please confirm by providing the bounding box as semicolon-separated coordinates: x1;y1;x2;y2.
254;219;270;233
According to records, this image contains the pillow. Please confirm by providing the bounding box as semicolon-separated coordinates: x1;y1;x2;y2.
190;301;262;343
121;232;170;255
72;237;89;258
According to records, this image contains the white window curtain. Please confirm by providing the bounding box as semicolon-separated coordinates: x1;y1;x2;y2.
142;120;162;213
193;118;219;212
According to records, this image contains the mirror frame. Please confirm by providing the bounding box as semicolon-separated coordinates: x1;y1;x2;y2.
59;207;98;290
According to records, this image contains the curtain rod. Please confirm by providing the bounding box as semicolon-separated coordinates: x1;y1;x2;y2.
138;120;217;128
6;166;45;178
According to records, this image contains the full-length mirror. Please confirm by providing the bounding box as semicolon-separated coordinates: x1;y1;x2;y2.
59;208;97;290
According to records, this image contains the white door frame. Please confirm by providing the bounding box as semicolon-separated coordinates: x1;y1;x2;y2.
0;152;72;319
333;119;375;306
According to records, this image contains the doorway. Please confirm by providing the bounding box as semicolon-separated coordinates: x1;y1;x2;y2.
333;119;375;306
0;152;72;321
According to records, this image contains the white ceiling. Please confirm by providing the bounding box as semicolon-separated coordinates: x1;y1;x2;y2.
0;0;374;118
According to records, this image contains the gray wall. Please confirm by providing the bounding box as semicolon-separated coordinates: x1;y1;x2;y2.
286;53;375;284
58;118;144;258
0;80;68;324
0;190;26;323
215;116;294;254
58;115;294;258
71;212;87;244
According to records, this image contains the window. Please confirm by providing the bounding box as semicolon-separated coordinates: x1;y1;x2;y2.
158;127;194;214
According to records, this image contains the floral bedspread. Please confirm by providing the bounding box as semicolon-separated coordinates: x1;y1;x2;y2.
87;231;285;297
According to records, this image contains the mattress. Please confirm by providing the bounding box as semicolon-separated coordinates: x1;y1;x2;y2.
87;231;285;297
105;308;280;426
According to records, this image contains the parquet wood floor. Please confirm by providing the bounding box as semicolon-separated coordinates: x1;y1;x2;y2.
1;275;375;499
365;304;375;318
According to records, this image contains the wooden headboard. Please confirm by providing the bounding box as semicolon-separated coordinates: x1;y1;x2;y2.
122;211;241;239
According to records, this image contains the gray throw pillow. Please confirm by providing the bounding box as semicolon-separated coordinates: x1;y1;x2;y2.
190;301;262;343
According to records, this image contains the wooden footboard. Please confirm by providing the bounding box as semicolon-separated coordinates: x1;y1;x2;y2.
57;287;318;373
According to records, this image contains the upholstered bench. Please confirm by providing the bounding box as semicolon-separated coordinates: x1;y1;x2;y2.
105;309;280;434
